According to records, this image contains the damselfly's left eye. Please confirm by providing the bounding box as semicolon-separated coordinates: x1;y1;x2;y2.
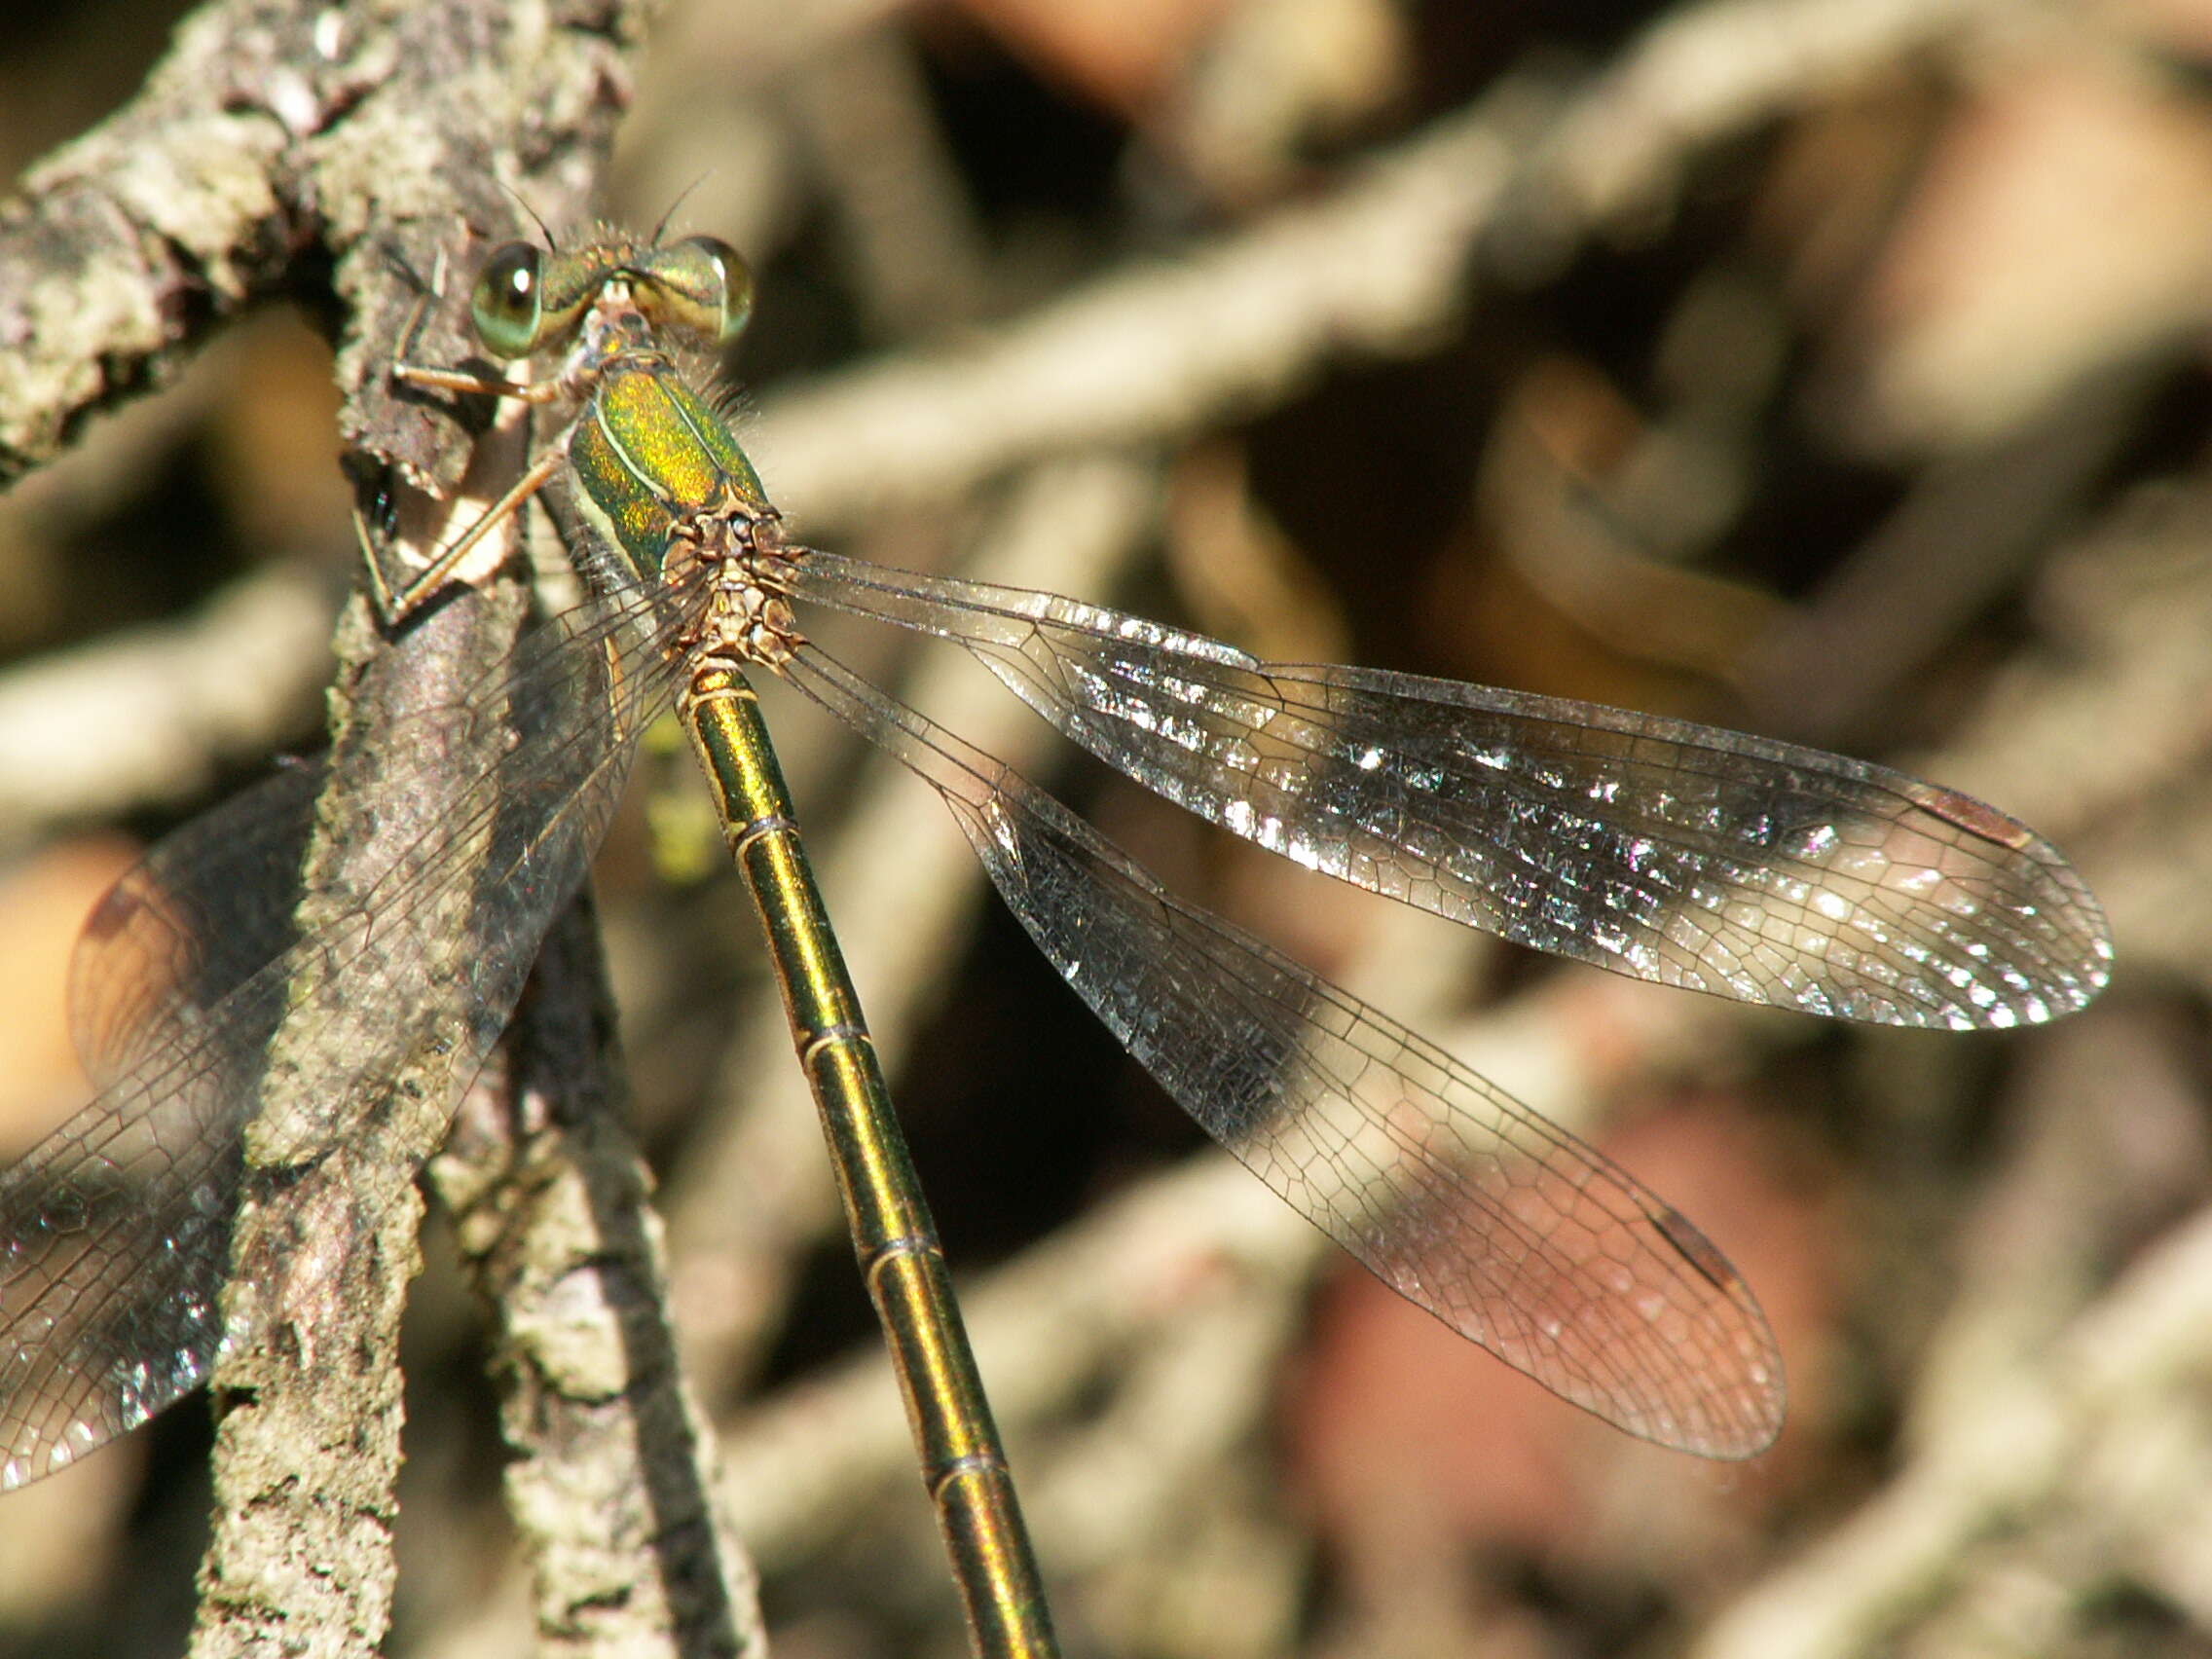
647;236;755;349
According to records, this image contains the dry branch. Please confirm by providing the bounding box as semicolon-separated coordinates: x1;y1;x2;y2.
1;1;769;1655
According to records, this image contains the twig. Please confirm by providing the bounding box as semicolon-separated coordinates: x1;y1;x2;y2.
748;84;1543;534
747;0;2011;535
0;564;335;849
0;0;636;490
781;26;990;340
0;1;676;1652
430;903;765;1659
1695;1202;2212;1659
1523;0;2001;226
190;562;539;1659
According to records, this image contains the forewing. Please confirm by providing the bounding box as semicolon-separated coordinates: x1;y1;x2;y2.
791;554;2111;1032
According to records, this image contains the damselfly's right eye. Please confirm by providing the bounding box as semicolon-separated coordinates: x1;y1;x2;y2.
470;242;545;359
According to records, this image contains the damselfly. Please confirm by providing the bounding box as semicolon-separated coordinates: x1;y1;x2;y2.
0;231;2113;1657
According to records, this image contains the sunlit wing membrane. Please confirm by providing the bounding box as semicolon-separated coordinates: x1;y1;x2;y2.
789;554;2111;1031
789;645;1785;1458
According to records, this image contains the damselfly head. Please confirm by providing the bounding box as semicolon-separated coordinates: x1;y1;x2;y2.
467;237;755;361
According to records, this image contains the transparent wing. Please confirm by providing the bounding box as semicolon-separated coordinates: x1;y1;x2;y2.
68;761;322;1094
787;645;1784;1459
790;554;2111;1032
0;576;687;1489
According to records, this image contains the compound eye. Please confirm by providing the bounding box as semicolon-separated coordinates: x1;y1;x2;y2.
469;242;545;358
670;236;755;348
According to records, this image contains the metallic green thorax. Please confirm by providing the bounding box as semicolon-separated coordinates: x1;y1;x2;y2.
566;355;770;584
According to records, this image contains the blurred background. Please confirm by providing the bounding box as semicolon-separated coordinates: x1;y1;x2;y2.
0;0;2206;1654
